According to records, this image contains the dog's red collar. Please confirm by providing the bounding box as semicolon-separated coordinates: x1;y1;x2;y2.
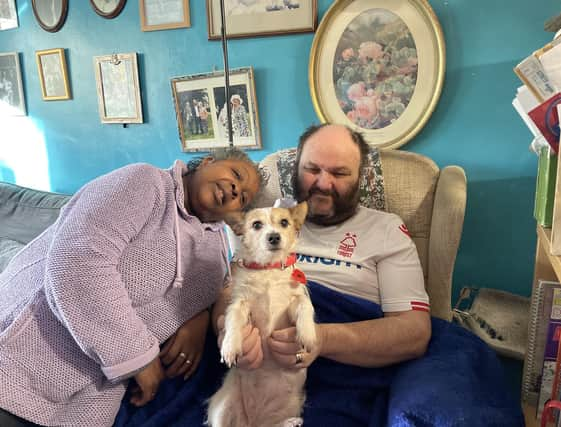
241;253;297;270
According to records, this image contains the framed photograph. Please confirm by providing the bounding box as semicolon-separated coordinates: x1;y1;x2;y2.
0;0;18;30
32;0;68;32
140;0;190;31
171;67;261;152
0;52;25;115
93;53;143;124
90;0;127;19
309;0;445;149
35;48;71;101
206;0;317;39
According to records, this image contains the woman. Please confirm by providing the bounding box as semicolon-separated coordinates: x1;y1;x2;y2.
218;94;251;140
0;148;261;427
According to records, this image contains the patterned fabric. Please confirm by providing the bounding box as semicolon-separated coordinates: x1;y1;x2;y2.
275;147;386;211
0;161;228;427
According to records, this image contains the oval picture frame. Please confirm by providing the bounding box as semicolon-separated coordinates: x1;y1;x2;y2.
90;0;127;19
309;0;445;149
32;0;69;33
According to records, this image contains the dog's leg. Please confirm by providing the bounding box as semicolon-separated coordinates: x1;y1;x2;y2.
280;417;303;427
221;298;250;367
207;371;248;427
288;295;317;352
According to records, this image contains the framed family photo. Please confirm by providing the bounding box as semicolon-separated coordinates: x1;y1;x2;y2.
171;67;261;152
35;48;71;101
309;0;445;149
93;52;143;124
0;0;18;30
0;52;25;115
206;0;316;39
140;0;190;31
90;0;127;19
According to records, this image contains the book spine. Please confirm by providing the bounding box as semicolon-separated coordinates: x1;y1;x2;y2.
523;280;546;404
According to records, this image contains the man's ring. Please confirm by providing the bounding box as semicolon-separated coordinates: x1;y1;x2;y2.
295;352;304;365
179;352;186;358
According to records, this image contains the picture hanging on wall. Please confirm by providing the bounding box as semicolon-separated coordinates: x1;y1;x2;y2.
0;0;18;31
170;67;261;152
93;53;143;124
309;0;445;149
206;0;317;39
0;52;26;115
140;0;190;31
90;0;127;19
32;0;68;33
35;48;71;101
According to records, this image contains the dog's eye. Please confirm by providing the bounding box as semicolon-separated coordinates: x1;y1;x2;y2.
280;219;290;228
252;221;263;230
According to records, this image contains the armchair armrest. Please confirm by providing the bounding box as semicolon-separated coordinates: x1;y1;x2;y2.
427;165;467;321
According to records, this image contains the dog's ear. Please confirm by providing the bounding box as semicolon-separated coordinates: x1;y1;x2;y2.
224;212;245;235
288;202;308;230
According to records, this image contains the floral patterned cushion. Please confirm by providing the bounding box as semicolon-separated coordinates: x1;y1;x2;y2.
274;147;386;211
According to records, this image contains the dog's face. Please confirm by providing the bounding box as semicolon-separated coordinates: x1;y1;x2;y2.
228;202;308;265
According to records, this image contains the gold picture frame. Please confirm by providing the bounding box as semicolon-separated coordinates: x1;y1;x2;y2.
35;48;71;101
170;67;262;152
206;0;317;40
140;0;190;32
93;52;143;124
309;0;445;149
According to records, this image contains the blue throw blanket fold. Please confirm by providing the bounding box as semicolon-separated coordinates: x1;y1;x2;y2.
114;281;524;427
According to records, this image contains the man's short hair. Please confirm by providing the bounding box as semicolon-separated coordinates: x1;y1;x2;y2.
294;123;371;177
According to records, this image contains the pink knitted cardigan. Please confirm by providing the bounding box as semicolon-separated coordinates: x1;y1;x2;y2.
0;160;229;426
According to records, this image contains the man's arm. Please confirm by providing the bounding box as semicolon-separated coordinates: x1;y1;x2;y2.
268;310;431;368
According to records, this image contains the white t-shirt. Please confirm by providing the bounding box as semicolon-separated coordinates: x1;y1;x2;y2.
296;206;429;313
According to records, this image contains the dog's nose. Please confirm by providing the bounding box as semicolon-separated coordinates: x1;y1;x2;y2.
267;232;281;246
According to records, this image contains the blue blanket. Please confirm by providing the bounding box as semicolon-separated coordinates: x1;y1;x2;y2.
114;281;524;426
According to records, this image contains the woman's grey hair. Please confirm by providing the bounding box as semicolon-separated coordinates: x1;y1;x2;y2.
187;147;267;210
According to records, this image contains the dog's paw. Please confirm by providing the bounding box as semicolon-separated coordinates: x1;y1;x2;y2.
282;417;303;427
296;321;317;353
220;332;243;368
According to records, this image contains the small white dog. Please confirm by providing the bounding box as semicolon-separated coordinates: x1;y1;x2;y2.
207;202;316;427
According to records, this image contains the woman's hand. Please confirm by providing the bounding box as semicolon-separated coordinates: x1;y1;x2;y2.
160;309;210;380
130;357;165;407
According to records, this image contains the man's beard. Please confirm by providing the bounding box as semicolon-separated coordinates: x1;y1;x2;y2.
294;174;360;226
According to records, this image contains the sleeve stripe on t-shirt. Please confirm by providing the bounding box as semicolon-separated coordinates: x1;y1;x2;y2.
411;301;430;312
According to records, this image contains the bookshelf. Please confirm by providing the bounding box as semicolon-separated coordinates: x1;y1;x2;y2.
525;225;561;427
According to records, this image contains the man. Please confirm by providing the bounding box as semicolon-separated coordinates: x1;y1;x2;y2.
214;123;431;369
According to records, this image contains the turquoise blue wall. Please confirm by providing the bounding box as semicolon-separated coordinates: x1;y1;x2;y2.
0;0;559;302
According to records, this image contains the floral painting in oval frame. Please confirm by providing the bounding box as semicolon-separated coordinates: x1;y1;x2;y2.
309;0;445;149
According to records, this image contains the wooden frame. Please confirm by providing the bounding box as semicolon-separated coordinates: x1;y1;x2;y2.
309;0;446;149
93;52;143;124
0;0;18;30
0;52;25;115
35;48;71;101
90;0;127;19
32;0;68;32
170;67;261;152
140;0;190;32
206;0;317;40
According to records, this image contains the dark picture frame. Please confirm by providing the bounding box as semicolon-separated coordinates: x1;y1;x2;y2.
90;0;127;19
32;0;68;32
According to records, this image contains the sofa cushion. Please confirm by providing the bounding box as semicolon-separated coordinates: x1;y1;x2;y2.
0;182;71;245
0;238;25;272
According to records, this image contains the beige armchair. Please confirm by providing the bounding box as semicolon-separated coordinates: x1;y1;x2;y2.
255;148;467;321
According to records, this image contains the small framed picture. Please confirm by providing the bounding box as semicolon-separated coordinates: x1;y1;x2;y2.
206;0;317;39
0;52;26;115
93;52;143;124
32;0;68;32
0;0;18;30
171;67;261;152
90;0;127;19
140;0;190;32
35;48;71;101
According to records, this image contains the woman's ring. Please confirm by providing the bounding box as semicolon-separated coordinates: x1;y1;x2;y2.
295;352;304;365
185;359;192;365
179;352;186;358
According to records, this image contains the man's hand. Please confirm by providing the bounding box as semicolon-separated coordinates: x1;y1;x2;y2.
130;357;165;407
160;309;209;380
268;325;323;369
216;314;264;369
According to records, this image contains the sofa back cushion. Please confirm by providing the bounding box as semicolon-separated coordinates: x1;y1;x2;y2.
0;182;71;245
